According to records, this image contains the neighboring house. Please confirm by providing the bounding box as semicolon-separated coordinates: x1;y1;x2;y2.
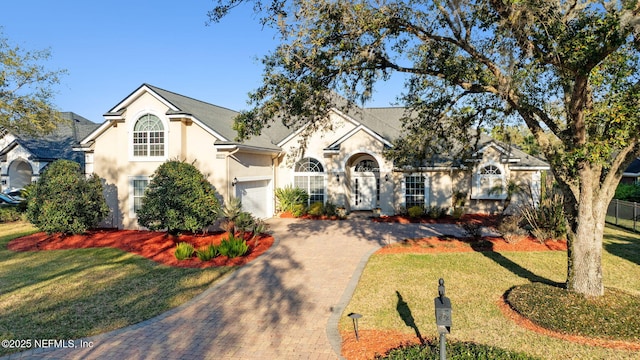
76;84;549;229
0;112;98;192
621;158;640;184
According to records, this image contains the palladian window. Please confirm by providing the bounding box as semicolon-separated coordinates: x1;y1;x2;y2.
133;114;165;157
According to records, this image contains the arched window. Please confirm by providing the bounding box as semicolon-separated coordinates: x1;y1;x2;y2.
133;114;165;157
294;158;325;206
473;164;505;199
354;159;379;172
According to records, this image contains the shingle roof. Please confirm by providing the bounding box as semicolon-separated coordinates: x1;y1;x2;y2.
624;158;640;175
6;112;99;164
145;84;281;151
107;84;548;169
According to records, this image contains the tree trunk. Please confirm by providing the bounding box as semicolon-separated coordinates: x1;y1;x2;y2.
565;169;608;297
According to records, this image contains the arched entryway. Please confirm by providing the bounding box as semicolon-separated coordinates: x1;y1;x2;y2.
8;159;33;189
348;154;380;210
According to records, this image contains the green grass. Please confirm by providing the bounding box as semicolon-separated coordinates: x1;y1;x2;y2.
341;225;640;360
0;222;234;356
606;215;640;233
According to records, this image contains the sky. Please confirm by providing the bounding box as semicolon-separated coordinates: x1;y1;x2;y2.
1;1;403;124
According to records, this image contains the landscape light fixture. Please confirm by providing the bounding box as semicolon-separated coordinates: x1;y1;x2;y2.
348;312;363;341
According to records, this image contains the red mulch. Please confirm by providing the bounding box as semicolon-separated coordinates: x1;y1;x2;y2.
372;213;500;226
7;229;274;268
377;235;567;254
341;329;420;360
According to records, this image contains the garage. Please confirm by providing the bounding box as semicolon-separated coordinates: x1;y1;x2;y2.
235;179;272;219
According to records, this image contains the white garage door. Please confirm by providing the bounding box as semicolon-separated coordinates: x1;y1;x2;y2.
235;180;271;219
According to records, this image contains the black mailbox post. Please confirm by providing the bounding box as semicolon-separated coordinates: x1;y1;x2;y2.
434;278;452;360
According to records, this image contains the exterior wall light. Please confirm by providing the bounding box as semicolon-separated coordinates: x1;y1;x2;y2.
232;177;238;187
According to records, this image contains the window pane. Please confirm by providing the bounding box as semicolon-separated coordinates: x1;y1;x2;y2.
405;175;425;208
295;158;323;172
132;179;148;214
293;175;324;206
133;115;164;157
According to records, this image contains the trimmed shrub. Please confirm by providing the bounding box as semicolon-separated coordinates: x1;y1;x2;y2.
407;205;424;218
376;339;539;359
308;201;324;216
174;242;195;260
291;203;306;217
219;234;249;258
614;183;640;202
26;159;109;234
507;283;640;341
426;206;448;219
196;244;219;261
323;201;338;217
137;160;221;235
0;206;22;223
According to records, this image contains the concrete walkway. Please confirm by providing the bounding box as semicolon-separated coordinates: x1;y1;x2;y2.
7;217;469;360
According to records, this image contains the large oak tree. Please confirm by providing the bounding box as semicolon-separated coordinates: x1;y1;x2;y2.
0;30;67;135
210;0;640;297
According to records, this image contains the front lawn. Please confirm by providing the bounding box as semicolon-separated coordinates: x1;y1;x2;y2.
0;222;234;356
340;225;640;360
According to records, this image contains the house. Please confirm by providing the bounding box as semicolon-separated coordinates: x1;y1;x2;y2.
77;84;549;229
0;112;98;192
621;158;640;184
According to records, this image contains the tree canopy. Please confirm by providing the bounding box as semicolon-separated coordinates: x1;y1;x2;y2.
0;30;67;135
210;0;640;296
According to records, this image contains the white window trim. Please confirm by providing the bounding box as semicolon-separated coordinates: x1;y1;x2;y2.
402;173;430;209
128;110;169;162
129;176;150;218
292;157;326;206
471;162;507;200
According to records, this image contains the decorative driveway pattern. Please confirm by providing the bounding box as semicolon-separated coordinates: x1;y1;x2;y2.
6;217;469;360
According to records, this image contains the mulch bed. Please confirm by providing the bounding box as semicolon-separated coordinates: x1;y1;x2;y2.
7;229;274;268
377;235;567;254
372;213;501;226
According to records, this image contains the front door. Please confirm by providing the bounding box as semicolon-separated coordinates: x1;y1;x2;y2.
352;175;378;210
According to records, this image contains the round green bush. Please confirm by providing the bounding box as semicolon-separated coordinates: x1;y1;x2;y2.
26;159;109;234
407;205;424;218
137;160;221;235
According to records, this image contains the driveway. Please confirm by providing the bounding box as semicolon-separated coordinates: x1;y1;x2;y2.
8;217;469;360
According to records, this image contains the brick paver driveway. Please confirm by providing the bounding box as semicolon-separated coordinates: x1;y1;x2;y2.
8;217;467;360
